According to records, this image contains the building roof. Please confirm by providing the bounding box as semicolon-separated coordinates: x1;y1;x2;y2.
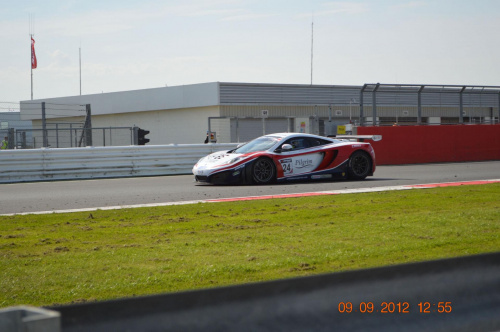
20;82;500;120
20;82;220;120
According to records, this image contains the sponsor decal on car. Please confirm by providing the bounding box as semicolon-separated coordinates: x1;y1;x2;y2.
295;159;314;169
233;164;245;171
280;158;293;175
279;153;323;177
311;174;333;179
286;176;308;181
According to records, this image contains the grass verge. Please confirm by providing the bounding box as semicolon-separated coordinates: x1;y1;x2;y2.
1;184;499;308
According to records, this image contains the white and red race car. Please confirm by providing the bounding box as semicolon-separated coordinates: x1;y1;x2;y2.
193;133;381;185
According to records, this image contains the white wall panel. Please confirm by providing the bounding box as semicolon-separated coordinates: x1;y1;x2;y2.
91;106;220;144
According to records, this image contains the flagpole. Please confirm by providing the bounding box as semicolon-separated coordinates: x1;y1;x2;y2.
79;47;82;95
31;34;33;100
310;17;314;85
30;13;34;100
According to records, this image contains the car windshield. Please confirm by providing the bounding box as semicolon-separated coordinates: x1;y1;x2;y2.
233;136;280;154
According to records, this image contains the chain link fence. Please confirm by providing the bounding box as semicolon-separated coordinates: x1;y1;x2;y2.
14;127;135;149
1;102;139;149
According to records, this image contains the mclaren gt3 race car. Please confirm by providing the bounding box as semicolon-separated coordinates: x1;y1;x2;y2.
193;133;381;185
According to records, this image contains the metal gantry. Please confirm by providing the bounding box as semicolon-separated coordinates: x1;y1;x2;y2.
360;83;500;125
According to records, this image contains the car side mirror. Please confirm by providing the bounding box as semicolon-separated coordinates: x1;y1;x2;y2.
281;144;293;151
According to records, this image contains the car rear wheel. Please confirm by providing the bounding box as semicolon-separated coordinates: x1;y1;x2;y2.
347;151;372;180
252;158;276;184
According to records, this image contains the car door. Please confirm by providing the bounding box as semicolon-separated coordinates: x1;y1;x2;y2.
274;137;324;177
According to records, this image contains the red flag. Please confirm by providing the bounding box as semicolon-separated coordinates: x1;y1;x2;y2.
31;37;37;69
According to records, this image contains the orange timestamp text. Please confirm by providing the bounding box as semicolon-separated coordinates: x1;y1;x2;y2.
338;301;452;314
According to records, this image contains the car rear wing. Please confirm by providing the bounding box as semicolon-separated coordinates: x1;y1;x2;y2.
329;135;382;142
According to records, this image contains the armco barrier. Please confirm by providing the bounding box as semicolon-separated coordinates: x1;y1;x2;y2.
357;124;500;165
0;144;238;184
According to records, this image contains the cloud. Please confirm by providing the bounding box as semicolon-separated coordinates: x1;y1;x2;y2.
220;13;278;21
41;9;146;37
390;1;426;10
181;8;243;17
299;2;369;18
37;2;251;37
49;49;68;59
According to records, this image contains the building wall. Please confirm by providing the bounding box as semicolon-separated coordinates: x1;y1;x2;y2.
0;112;33;131
92;106;220;144
220;104;497;119
218;83;500;126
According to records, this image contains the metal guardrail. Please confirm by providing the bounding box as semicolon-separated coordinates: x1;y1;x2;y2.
46;252;500;332
0;144;238;184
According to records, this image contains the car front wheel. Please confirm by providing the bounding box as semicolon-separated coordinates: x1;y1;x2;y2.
252;158;276;184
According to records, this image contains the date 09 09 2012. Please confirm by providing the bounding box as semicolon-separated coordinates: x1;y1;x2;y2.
338;301;452;314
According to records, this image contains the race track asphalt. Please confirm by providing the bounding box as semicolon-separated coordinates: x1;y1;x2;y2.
1;160;499;215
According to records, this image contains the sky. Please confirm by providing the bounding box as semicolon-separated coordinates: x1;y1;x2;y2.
1;0;499;107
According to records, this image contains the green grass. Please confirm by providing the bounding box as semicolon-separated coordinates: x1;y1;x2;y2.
1;184;499;308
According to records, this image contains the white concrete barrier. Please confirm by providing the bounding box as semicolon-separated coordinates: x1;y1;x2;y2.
0;144;238;184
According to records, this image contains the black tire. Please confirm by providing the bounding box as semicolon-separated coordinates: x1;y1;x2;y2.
251;158;276;184
347;151;372;180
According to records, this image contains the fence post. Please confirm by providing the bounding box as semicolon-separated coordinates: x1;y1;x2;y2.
459;87;465;124
7;128;15;149
372;83;380;126
498;92;500;124
85;104;92;146
42;102;48;147
56;123;59;148
417;86;424;125
236;118;240;142
21;131;27;149
359;84;367;126
133;126;139;145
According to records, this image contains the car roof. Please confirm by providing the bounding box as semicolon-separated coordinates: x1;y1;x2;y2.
263;132;335;141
